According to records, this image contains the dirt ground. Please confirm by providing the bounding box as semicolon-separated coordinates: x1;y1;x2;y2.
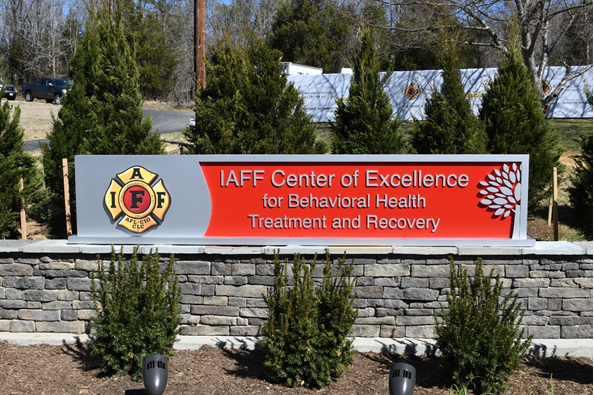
0;341;591;395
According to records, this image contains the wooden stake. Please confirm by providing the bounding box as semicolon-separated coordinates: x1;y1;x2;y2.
20;177;27;240
552;167;558;241
547;197;553;226
63;158;72;236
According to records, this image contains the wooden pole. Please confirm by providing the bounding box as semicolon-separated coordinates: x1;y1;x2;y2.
62;158;72;237
195;0;206;90
552;167;558;241
20;177;26;240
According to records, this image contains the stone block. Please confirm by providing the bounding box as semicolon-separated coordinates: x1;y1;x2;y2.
430;278;449;289
10;320;35;332
23;290;57;302
39;270;88;279
528;298;548;310
175;261;210;275
561;325;593;339
228;297;247;307
526;325;560;339
405;325;436;338
549;316;592;326
506;265;529;278
383;288;404;299
351;324;380;337
57;290;79;301
180;314;200;325
39;262;73;270
357;277;374;286
0;300;27;309
404;308;434;316
0;320;10;331
396;316;435;326
248;276;274;286
36;321;85;333
77;310;95;320
246;299;267;308
513;278;550;288
74;259;100;272
198;315;237;326
255;264;273;276
180;295;204;304
403;288;439;301
540;288;590;298
67;278;93;291
522;316;550;325
247;318;266;326
45;278;68;290
180;325;230;336
201;284;216;296
356;316;395;325
230;326;260;336
410;265;449;278
353;286;383;299
72;301;95;310
18;309;60;321
42;301;73;310
401;278;429;288
239;308;269;318
191;305;239;316
357;307;375;318
187;275;224;285
180;282;202;295
2;276;45;290
364;264;410;277
369;299;407;309
374;278;400;287
380;326;405;338
203;296;228;306
5;288;22;300
224;276;248;286
61;310;78;321
215;285;268;298
232;264;255;276
0;309;18;319
0;264;33;276
563;299;592;312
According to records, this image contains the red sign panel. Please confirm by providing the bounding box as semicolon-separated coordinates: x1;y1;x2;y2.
199;159;528;241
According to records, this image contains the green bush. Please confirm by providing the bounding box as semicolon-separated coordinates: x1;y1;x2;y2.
435;257;532;394
90;247;181;382
262;252;357;388
568;134;593;240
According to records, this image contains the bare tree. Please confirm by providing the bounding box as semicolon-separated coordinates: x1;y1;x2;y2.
376;0;593;109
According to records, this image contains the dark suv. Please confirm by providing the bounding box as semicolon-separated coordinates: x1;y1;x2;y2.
0;80;18;100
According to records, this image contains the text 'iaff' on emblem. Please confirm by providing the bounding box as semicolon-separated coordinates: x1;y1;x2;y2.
104;166;171;233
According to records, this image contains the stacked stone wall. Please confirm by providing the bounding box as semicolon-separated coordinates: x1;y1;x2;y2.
0;246;592;339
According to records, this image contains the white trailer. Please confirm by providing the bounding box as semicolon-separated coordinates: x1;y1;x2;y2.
281;62;323;75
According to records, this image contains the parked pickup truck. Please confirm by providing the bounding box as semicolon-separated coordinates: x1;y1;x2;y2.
21;78;72;104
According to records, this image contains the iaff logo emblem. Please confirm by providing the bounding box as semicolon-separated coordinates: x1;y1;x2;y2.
104;166;171;233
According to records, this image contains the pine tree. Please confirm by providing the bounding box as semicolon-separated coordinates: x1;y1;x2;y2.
0;96;49;238
41;4;164;230
412;34;487;154
479;38;562;212
184;39;326;155
331;27;405;154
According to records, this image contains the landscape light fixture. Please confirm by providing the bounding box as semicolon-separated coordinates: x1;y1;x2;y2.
389;362;416;395
142;354;169;395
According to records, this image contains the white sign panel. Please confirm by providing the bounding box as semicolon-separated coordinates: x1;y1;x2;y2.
288;66;593;121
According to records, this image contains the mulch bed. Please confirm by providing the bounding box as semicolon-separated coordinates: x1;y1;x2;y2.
1;341;591;394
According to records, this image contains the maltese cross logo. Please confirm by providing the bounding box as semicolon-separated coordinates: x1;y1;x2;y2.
104;166;171;233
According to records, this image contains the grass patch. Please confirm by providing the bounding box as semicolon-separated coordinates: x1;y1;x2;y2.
550;118;593;152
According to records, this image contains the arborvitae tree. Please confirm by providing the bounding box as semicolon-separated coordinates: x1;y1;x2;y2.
568;134;593;239
331;27;405;154
0;96;49;238
41;4;164;231
184;39;326;155
412;34;487;154
480;37;562;212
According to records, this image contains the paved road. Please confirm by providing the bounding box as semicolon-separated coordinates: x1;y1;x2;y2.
24;109;193;152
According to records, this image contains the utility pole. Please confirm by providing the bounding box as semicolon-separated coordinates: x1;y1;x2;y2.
195;0;206;90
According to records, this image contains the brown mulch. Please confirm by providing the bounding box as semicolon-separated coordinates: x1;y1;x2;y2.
0;341;591;394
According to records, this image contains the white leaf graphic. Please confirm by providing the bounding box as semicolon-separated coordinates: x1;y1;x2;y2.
504;179;513;188
487;187;498;192
510;171;516;183
513;163;517;171
503;211;511;218
515;183;521;201
478;163;522;221
500;186;512;196
503;164;509;173
494;169;501;177
479;181;489;186
481;199;492;205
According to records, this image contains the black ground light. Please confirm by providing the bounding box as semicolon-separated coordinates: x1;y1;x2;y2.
142;354;168;395
389;362;416;395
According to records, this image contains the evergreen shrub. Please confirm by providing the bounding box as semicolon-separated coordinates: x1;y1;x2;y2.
568;134;593;240
90;247;181;382
435;257;532;395
262;252;357;388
